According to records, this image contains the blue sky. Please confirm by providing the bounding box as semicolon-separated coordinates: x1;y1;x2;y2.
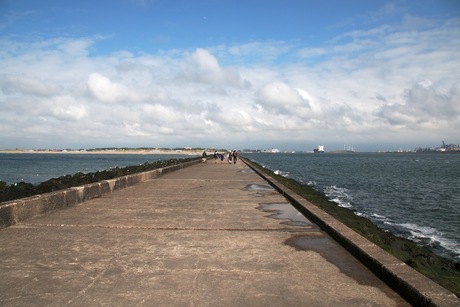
0;0;459;151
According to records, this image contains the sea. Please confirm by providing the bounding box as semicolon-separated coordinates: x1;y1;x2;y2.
0;153;195;185
243;152;460;262
0;151;459;262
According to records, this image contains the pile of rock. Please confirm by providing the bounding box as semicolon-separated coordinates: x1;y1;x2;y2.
0;157;197;203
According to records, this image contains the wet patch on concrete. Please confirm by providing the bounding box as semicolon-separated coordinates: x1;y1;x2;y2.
245;184;280;198
244;184;274;191
239;169;255;173
285;235;383;286
257;203;313;227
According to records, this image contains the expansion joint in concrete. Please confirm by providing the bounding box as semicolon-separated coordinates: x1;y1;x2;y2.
17;223;317;233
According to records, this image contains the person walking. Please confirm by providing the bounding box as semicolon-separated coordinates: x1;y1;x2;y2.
201;151;207;163
232;150;238;164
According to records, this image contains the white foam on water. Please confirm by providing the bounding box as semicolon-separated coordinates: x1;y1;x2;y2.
371;213;386;219
394;222;460;259
323;185;353;208
370;213;394;225
243;152;460;262
274;170;290;177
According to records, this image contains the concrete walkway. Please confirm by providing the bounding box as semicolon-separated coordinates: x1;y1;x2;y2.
0;160;410;306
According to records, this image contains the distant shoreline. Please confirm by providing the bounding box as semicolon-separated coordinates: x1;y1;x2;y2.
0;149;203;155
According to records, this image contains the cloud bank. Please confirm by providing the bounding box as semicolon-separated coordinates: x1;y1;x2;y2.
0;17;459;151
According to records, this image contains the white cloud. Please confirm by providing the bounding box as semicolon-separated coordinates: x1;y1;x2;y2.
378;81;460;125
178;48;248;88
0;74;61;97
255;82;311;116
86;73;146;103
181;48;221;80
0;16;459;150
49;96;87;121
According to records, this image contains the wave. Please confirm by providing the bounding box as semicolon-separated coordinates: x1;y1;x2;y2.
388;221;460;260
274;169;290;177
323;185;353;208
313;184;460;260
244;152;460;262
355;211;460;260
320;188;460;260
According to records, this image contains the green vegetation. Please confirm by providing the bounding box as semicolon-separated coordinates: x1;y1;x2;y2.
244;158;460;298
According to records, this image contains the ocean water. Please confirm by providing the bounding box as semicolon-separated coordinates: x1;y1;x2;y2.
0;153;195;185
243;152;460;262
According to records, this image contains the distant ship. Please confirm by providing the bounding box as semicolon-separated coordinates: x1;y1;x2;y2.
313;145;325;153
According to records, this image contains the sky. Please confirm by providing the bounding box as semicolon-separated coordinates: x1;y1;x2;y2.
0;0;459;152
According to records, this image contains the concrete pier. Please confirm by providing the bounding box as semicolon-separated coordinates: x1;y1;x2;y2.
0;159;457;306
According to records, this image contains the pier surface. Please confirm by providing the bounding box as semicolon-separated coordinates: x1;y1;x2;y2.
0;159;439;306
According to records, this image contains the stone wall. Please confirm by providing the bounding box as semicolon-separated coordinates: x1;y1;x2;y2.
0;159;199;228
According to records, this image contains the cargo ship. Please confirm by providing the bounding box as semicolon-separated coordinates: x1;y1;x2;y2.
313;145;325;153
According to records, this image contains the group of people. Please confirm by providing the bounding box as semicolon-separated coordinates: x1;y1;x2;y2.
202;150;238;164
